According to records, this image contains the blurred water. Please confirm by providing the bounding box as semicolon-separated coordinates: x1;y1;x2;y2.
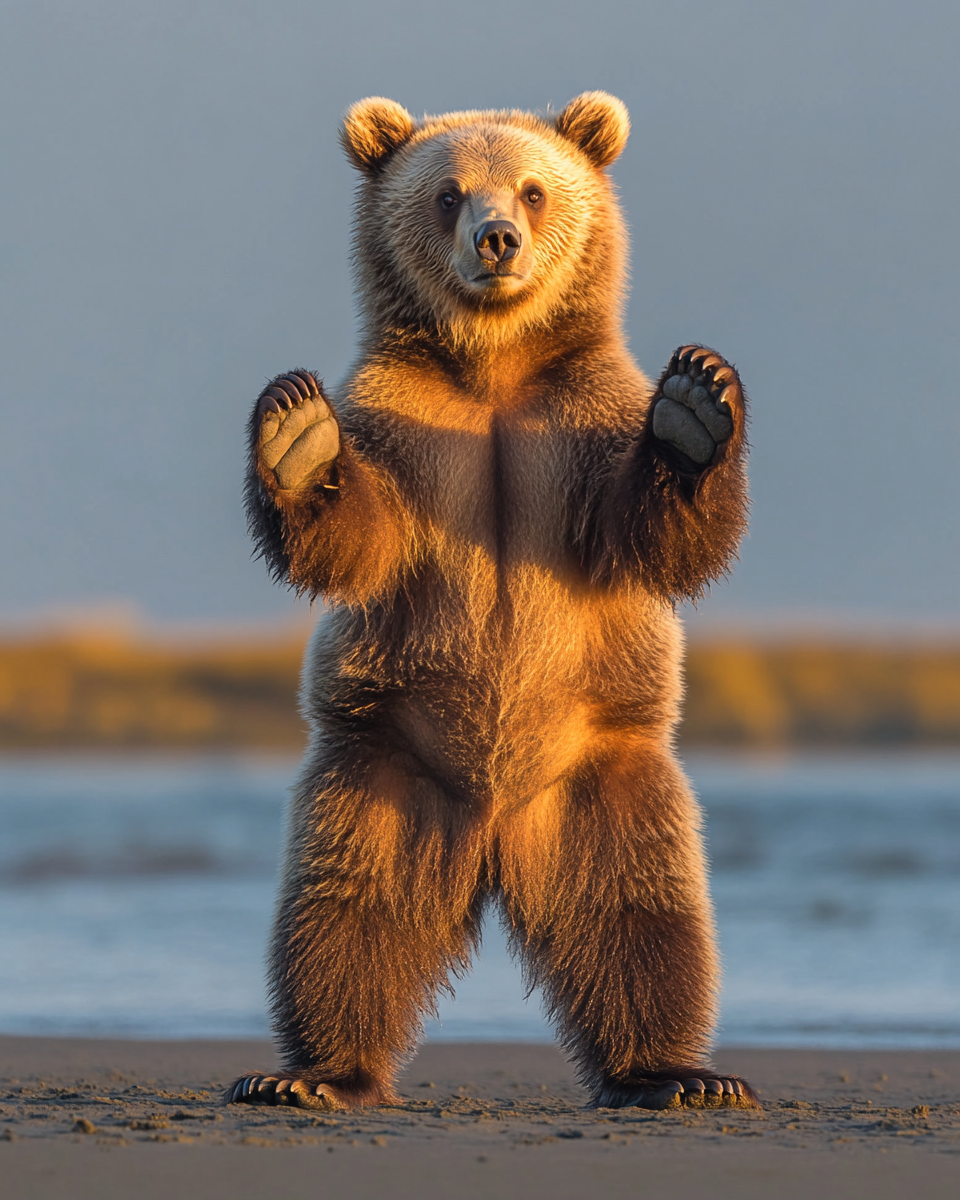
0;751;957;1047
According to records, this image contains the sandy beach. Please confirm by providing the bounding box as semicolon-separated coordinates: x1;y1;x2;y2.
1;1037;957;1198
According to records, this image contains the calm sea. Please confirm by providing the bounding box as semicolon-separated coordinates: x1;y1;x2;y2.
1;751;958;1048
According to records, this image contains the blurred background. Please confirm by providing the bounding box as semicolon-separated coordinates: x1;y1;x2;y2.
0;0;958;1048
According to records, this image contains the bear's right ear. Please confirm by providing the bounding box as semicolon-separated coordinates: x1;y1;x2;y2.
554;92;630;168
340;98;415;174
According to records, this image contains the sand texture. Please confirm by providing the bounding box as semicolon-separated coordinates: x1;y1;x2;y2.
1;1038;958;1198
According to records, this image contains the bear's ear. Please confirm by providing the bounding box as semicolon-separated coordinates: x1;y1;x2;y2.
340;97;416;174
554;92;630;168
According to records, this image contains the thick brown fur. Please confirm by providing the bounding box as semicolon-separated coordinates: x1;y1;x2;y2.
235;93;754;1111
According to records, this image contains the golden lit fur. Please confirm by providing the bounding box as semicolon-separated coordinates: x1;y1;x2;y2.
237;93;754;1111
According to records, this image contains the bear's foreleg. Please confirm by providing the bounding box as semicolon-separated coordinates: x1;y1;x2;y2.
497;743;759;1110
226;748;486;1110
244;370;413;604
592;346;749;600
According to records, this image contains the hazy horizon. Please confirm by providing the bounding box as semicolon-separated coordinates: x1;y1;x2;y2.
1;0;957;624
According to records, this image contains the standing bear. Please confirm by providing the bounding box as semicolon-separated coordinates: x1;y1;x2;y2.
229;92;756;1111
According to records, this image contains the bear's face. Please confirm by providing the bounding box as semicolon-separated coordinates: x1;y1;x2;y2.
341;93;630;345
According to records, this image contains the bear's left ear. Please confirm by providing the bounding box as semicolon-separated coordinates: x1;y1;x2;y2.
340;97;416;174
554;92;630;168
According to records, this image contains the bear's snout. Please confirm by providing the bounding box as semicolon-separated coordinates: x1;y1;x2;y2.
474;220;522;264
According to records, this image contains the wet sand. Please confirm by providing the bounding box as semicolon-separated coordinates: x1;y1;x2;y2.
2;1037;958;1198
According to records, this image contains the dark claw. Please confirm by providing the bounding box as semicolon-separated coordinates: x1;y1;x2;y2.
288;370;320;397
259;395;281;414
680;1077;706;1107
638;1081;681;1110
718;383;738;410
262;385;293;410
713;364;735;387
280;373;310;401
273;379;303;405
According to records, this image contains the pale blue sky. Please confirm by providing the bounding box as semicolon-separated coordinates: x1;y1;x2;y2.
0;0;956;624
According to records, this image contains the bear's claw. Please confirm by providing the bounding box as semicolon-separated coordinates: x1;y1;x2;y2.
259;370;320;415
652;344;742;469
598;1072;760;1111
225;1072;345;1111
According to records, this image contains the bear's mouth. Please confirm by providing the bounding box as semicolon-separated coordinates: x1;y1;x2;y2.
462;269;531;306
469;267;527;286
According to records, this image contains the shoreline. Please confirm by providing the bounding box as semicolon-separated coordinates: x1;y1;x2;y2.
2;1037;957;1198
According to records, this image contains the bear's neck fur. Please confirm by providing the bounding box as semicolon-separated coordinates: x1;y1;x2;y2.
355;247;629;403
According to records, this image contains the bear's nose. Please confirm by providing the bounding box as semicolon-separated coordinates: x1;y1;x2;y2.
474;220;522;263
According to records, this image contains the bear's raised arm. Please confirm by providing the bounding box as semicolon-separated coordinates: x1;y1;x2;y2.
244;371;413;604
585;346;749;600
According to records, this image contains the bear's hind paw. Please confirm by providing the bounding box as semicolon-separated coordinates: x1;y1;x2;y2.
598;1072;760;1111
224;1073;345;1111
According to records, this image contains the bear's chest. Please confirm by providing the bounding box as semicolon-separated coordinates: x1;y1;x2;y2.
404;401;573;568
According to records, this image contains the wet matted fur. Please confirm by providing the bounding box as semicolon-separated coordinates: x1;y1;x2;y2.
233;92;755;1112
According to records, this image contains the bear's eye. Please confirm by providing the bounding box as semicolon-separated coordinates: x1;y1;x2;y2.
439;191;459;211
523;186;544;208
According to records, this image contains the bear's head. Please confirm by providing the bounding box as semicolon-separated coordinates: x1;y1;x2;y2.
340;93;630;349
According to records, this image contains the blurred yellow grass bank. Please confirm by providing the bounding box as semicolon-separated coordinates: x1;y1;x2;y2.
0;629;958;749
685;640;960;745
0;630;307;750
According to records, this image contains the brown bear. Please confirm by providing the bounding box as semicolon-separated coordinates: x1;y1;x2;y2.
228;92;756;1113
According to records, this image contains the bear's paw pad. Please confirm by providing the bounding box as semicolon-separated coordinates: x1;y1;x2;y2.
652;346;740;466
256;371;340;489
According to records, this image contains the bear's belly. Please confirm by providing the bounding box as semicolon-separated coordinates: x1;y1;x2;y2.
310;564;681;802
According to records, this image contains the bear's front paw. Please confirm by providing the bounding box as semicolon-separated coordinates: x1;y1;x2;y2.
651;346;742;470
256;371;340;490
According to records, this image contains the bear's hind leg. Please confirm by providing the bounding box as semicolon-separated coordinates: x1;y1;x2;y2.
227;749;486;1110
497;743;759;1111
